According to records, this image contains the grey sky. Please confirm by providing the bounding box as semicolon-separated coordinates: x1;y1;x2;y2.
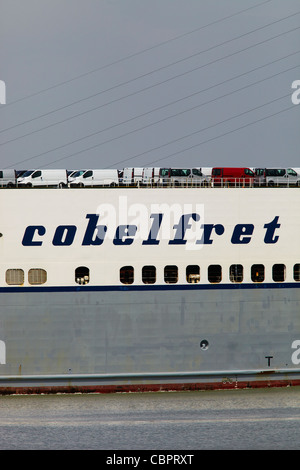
0;0;299;171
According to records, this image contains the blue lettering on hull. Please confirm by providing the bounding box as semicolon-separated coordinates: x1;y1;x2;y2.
22;214;281;246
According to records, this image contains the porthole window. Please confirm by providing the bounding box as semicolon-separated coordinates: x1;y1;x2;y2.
120;266;134;284
251;264;264;283
229;264;243;283
208;265;222;283
6;269;24;285
164;265;178;284
75;266;90;285
272;264;285;282
142;265;156;284
186;265;200;283
294;264;300;281
28;268;47;285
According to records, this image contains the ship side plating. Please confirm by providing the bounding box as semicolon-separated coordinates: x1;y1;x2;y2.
0;187;299;393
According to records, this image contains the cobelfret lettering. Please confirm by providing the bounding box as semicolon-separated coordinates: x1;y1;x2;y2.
142;213;163;245
113;225;137;245
22;225;46;246
52;225;77;246
199;223;225;245
21;213;281;246
169;213;200;245
231;224;254;244
264;216;281;244
82;214;107;245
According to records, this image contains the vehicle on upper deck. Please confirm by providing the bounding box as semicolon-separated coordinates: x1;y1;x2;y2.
121;167;143;186
211;167;254;187
0;169;16;187
158;168;209;186
17;169;67;188
254;168;300;187
68;169;119;187
142;167;160;186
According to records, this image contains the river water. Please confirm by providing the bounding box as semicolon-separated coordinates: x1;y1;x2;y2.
0;386;299;451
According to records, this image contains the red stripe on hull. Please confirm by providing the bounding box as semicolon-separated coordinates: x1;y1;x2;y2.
1;379;300;395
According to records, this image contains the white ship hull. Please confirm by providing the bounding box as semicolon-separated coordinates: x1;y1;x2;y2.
0;187;299;393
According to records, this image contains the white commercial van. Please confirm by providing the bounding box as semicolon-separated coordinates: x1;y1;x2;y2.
17;169;68;188
122;167;143;185
0;169;16;187
254;168;300;186
158;168;209;186
142;167;160;185
68;169;119;187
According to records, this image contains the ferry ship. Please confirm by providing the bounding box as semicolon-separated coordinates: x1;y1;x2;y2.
0;173;299;393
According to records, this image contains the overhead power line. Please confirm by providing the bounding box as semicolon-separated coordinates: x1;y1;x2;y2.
1;49;299;147
143;104;298;167
5;61;300;170
8;90;295;170
1;0;274;108
105;95;297;170
1;10;299;135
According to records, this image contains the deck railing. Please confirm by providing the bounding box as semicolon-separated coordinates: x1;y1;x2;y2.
2;177;300;189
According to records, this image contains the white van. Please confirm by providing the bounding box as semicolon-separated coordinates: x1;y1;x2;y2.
122;167;143;185
0;169;16;187
142;167;160;185
68;169;119;187
201;167;212;177
158;168;208;186
17;169;67;188
254;168;300;187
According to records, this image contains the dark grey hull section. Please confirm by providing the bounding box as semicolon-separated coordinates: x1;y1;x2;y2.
0;283;300;392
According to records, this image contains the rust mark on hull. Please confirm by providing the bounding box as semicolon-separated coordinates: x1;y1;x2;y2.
0;379;300;395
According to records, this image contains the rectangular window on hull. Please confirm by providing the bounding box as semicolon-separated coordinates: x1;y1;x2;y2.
142;265;156;284
186;265;200;283
272;264;285;282
164;265;178;283
294;264;300;281
28;268;47;285
251;264;264;282
208;265;222;283
6;269;24;285
229;264;243;283
75;266;89;285
120;266;134;284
